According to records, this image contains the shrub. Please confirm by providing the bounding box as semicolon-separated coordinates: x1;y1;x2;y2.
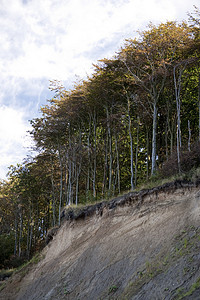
161;142;200;178
0;233;15;268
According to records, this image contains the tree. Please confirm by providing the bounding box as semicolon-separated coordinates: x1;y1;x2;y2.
119;21;193;174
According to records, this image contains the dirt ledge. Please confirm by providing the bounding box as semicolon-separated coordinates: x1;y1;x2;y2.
60;179;200;223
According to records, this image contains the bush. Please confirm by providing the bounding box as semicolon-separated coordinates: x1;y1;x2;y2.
161;142;200;178
0;233;15;268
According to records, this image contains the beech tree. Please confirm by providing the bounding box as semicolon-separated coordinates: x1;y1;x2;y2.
118;21;194;174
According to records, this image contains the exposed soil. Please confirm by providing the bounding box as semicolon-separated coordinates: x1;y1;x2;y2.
1;180;200;300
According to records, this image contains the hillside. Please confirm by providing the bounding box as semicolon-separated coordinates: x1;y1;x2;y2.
1;180;200;300
1;14;199;272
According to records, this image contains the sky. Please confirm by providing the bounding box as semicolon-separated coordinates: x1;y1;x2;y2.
0;0;199;179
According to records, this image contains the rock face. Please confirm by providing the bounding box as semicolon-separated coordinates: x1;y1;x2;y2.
1;180;200;300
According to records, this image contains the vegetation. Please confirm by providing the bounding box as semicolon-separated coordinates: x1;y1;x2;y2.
108;285;118;294
121;225;200;299
0;7;199;268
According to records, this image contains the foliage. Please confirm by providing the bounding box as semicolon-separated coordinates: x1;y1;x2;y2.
161;142;200;177
0;233;15;268
108;284;118;294
122;225;200;299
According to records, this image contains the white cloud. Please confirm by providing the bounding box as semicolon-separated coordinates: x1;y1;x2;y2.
0;105;33;178
1;0;197;83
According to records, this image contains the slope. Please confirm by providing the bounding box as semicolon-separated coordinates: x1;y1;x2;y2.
1;180;200;300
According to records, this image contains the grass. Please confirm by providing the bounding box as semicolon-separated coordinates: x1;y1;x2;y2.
183;277;200;297
0;282;6;292
9;252;45;281
108;285;118;294
63;287;70;295
0;252;46;293
136;166;200;191
121;225;200;299
62;174;177;217
0;268;14;279
175;277;200;299
0;268;15;291
62;166;200;219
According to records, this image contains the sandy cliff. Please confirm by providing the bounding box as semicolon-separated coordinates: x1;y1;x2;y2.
1;180;200;300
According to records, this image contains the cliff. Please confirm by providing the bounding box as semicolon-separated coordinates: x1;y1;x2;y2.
1;180;200;300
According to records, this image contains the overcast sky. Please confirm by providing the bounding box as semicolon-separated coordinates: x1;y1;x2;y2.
0;0;199;179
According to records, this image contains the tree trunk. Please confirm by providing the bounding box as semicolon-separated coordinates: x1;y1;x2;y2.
165;120;169;160
75;130;82;206
92;112;97;199
50;155;56;227
86;116;91;200
29;221;33;259
75;167;79;206
102;129;108;197
68;158;72;206
177;126;181;173
64;156;68;206
14;211;18;256
114;134;120;194
198;73;200;141
188;120;191;152
106;107;113;194
174;71;181;172
174;63;187;173
146;128;149;179
18;206;23;258
26;219;30;258
135;118;139;186
151;102;157;175
26;204;33;259
67;128;72;206
127;98;135;190
58;146;63;227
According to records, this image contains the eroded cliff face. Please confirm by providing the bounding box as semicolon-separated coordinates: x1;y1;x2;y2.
1;181;200;300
